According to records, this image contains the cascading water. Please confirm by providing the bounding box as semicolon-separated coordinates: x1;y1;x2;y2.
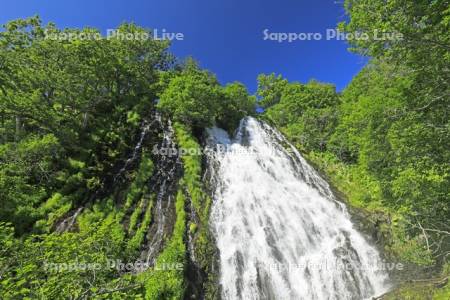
142;116;180;265
113;120;152;184
207;117;390;300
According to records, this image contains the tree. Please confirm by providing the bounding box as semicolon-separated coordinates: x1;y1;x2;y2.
218;82;256;132
157;59;221;128
157;59;255;132
256;73;288;109
0;17;171;233
338;1;450;261
260;77;339;152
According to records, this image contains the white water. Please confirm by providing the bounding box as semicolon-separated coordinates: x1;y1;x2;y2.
207;117;389;300
144;118;177;265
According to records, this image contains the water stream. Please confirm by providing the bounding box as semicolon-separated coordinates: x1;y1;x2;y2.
207;117;390;300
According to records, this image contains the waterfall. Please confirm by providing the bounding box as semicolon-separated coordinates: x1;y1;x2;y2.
113;120;152;184
206;117;390;300
142;116;180;266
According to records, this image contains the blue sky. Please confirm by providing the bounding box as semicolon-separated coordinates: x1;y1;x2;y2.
1;0;368;92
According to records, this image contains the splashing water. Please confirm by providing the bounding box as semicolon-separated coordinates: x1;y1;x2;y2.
207;117;389;300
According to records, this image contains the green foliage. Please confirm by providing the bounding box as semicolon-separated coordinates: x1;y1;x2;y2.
1;6;448;298
173;122;205;218
127;197;153;254
0;222;15;272
142;189;186;299
284;106;338;152
218;82;256;133
382;281;447;300
158;59;254;131
0;134;62;234
0;213;128;299
0;17;210;300
383;264;450;300
263;62;449;267
262;78;339;153
257;73;288;108
189;222;197;234
127;199;145;235
335;3;450;253
124;155;154;210
332;60;448;263
307;151;437;268
173;122;213;233
307;151;384;209
36;202;72;233
157;59;222;128
259;2;450;268
0;20;166;296
0;15;246;300
340;0;449;98
173;122;216;296
381;263;450;300
0;16;170;235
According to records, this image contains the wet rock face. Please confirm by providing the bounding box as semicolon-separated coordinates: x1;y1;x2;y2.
140;116;183;266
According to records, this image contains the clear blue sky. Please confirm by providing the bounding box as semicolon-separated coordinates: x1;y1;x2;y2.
1;0;368;92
